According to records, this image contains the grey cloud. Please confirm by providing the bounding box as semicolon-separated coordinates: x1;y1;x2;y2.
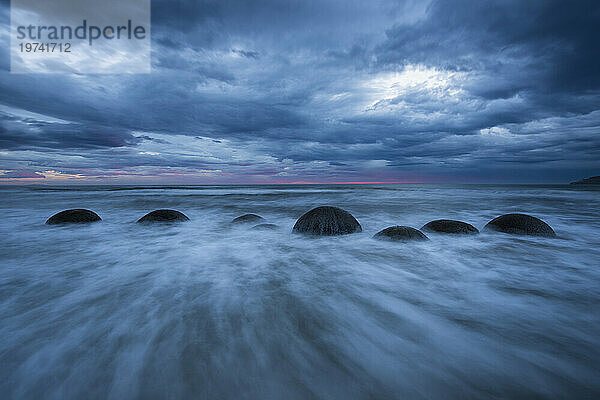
0;0;598;183
0;169;45;179
0;112;141;150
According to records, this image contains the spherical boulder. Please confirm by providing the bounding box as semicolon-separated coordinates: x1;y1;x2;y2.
373;226;429;241
483;213;556;237
292;206;361;236
137;209;189;223
251;223;279;230
231;214;265;224
421;219;479;235
46;209;101;225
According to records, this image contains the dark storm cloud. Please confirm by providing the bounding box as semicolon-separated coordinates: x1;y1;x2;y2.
379;0;600;96
0;0;599;183
0;112;141;150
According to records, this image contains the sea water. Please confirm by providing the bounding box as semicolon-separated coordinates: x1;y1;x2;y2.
0;184;599;399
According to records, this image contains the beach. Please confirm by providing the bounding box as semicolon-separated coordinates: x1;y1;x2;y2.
1;184;599;398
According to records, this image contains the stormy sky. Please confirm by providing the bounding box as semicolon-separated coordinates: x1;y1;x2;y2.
1;0;599;184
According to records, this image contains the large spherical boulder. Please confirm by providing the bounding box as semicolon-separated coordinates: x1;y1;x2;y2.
483;213;556;237
421;219;479;235
292;206;361;236
373;226;429;241
231;214;265;224
137;209;189;223
251;223;278;230
46;209;102;225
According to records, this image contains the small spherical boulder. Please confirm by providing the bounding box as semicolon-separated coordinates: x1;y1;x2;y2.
251;223;279;230
292;206;361;236
231;214;265;224
46;209;102;225
421;219;479;235
483;213;556;237
373;226;429;241
137;209;189;223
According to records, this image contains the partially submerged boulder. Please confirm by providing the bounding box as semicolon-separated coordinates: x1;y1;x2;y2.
421;219;479;235
373;226;429;241
231;214;265;224
251;223;279;230
46;209;101;225
483;213;556;237
137;209;189;223
292;206;361;236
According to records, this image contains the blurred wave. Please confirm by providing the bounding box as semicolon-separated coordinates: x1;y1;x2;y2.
0;184;599;399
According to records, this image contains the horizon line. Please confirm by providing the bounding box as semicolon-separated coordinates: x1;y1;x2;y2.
0;181;579;186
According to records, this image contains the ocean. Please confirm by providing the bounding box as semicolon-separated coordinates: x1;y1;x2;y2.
1;184;599;399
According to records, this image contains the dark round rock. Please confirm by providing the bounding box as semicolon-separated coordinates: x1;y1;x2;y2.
251;223;279;230
483;213;556;237
421;219;479;235
292;206;361;236
137;209;189;223
46;209;102;225
373;226;429;241
231;214;265;224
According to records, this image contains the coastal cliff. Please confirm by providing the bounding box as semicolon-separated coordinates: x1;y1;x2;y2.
570;176;600;184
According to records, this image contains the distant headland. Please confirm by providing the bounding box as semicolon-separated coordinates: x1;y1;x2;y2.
570;176;600;185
